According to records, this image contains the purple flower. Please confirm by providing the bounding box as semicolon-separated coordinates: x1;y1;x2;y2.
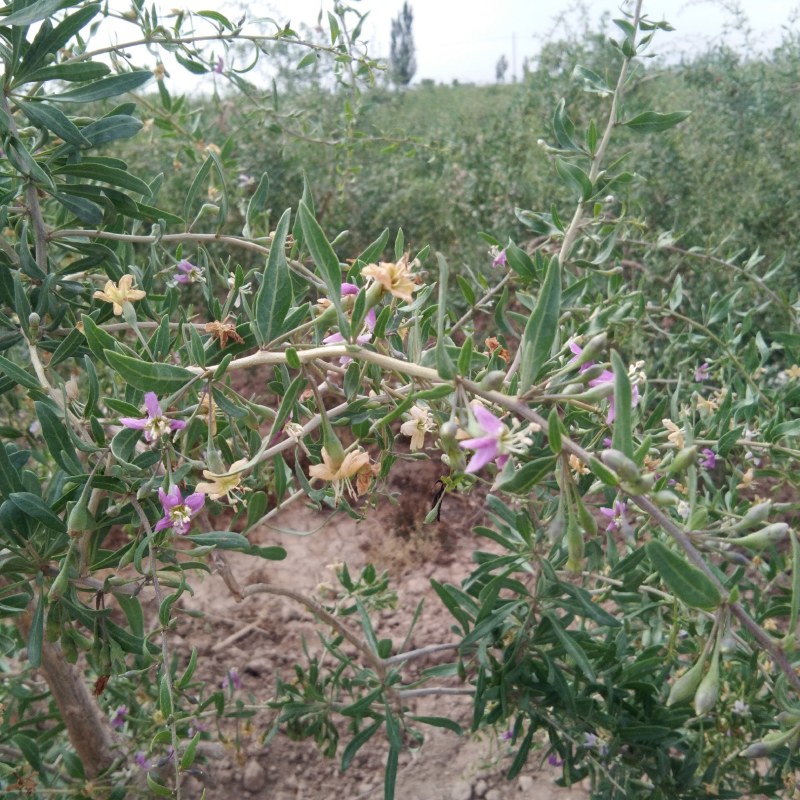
548;753;564;767
174;259;203;284
599;500;631;535
120;393;187;443
222;667;241;691
500;729;513;741
569;343;640;423
322;283;376;359
215;56;224;74
110;705;127;729
134;751;151;770
694;362;710;382
700;448;717;470
154;485;204;535
460;405;510;473
491;248;507;268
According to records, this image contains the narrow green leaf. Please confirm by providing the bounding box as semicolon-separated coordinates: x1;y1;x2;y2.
384;744;399;800
12;733;42;774
519;256;561;392
297;200;342;307
23;61;110;83
180;732;201;770
555;157;592;200
622;110;691;133
16;100;90;147
407;715;463;735
48;191;104;224
547;407;562;454
35;400;81;473
610;350;633;458
51;71;153;103
9;492;65;532
80;314;119;365
80;115;143;147
104;350;193;395
185;531;251;550
543;611;596;681
341;720;382;771
0;353;40;390
53;162;151;195
646;540;721;610
28;590;43;668
253;207;293;347
243;172;269;238
3;0;74;27
552;98;578;150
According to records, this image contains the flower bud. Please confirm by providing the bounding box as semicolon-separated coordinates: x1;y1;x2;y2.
28;312;40;338
668;446;697;475
741;727;799;758
439;421;459;440
480;370;506;390
600;449;640;483
730;522;789;550
693;647;720;715
47;557;72;603
566;513;584;573
546;506;566;543
730;501;772;532
652;490;679;507
667;656;705;706
571;333;607;367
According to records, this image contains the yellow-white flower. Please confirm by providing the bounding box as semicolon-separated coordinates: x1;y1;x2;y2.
93;274;146;316
309;447;371;503
400;405;435;451
663;418;685;450
361;254;418;303
195;458;248;502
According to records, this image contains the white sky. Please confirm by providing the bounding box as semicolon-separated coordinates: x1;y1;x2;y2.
102;0;799;86
260;0;798;83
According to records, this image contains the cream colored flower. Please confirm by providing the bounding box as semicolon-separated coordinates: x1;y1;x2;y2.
400;405;435;451
361;254;417;303
663;418;685;450
737;467;755;490
695;394;719;414
784;364;800;380
195;458;248;501
568;453;589;476
309;447;371;502
93;274;146;316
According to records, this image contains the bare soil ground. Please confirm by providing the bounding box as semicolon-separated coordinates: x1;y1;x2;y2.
161;459;588;800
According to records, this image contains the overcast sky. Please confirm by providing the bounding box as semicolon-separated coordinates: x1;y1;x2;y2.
258;0;798;84
102;1;799;86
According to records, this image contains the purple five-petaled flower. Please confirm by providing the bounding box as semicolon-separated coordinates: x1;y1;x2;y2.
221;667;241;691
322;283;377;359
120;393;186;443
694;362;710;382
174;259;203;284
459;405;510;473
569;342;640;423
700;448;717;470
492;248;507;268
154;485;204;535
600;500;631;534
110;704;127;729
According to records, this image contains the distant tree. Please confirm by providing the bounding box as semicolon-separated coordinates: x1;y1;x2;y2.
495;54;509;83
390;2;416;87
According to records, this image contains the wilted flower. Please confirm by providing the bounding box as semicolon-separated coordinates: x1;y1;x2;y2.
694;362;710;382
322;283;377;359
458;402;537;473
154;485;204;535
195;458;248;502
226;272;252;308
309;447;371;503
174;259;204;284
93;274;146;316
700;448;718;470
737;467;755;490
120;392;186;442
361;254;417;303
205;319;244;348
110;705;127;729
400;405;435;451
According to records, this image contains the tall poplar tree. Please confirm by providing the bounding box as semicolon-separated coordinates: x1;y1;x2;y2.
390;2;416;87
